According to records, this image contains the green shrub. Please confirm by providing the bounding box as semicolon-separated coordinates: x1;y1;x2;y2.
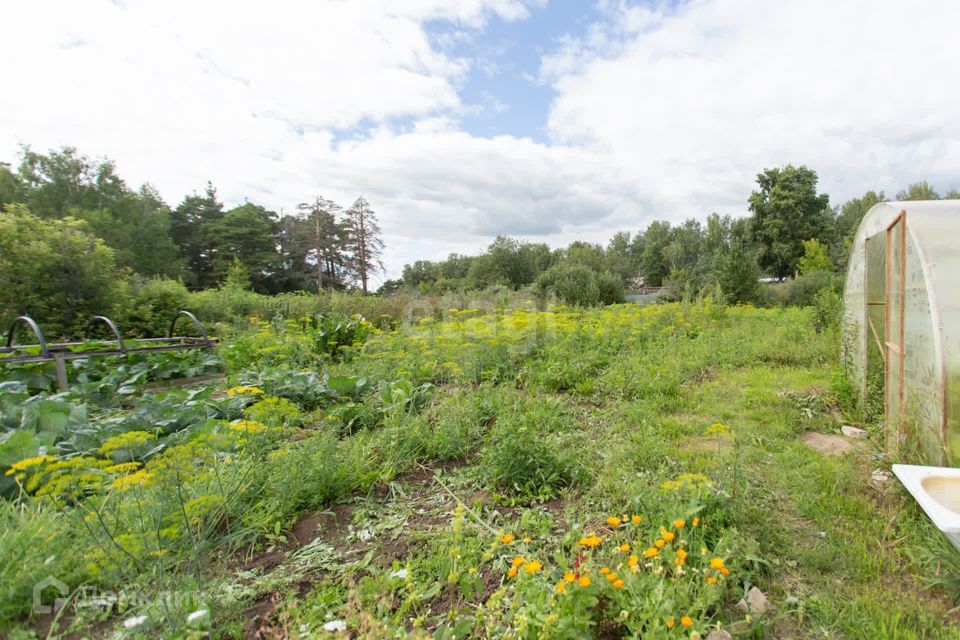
122;278;190;338
536;263;623;306
784;271;840;307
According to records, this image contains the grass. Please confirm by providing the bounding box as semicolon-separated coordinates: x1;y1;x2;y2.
1;302;958;638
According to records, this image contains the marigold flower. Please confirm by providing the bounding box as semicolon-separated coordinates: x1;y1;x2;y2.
628;554;639;567
710;558;725;570
693;517;700;527
511;556;526;567
674;519;686;529
607;516;622;527
508;567;518;578
721;567;730;576
707;576;717;584
667;618;675;629
563;572;576;583
631;515;642;524
606;572;618;583
555;581;566;593
524;560;543;574
663;531;676;542
500;533;515;544
619;543;630;552
644;547;659;558
681;616;693;628
655;539;665;549
600;566;610;575
612;579;625;588
578;575;591;587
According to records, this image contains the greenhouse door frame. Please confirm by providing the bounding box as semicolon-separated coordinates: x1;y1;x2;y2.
884;210;907;453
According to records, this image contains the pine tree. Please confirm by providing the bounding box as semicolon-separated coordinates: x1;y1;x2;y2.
296;196;349;292
343;196;385;293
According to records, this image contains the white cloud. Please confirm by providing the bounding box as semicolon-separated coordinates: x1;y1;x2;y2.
2;0;959;283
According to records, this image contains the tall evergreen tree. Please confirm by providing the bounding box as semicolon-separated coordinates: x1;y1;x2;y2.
170;183;224;289
343;196;385;293
297;196;349;291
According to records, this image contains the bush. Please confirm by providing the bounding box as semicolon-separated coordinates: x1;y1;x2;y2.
536;263;624;306
784;271;841;307
121;278;190;337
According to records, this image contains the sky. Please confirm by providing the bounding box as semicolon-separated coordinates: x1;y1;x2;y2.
3;0;960;284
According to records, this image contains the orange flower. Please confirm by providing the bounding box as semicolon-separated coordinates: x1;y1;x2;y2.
666;618;675;629
600;566;610;575
500;533;515;544
564;572;576;583
606;572;618;583
578;575;591;587
680;616;693;628
674;519;686;529
578;535;603;548
523;560;543;575
508;567;518;578
655;539;666;549
710;558;725;570
677;549;688;561
645;547;659;558
607;516;622;527
612;578;625;588
619;543;631;552
555;581;566;593
692;517;700;527
721;567;730;576
663;531;676;542
631;514;642;524
512;556;526;567
628;554;639;567
707;576;718;584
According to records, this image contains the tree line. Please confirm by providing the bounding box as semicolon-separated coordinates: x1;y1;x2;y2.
394;165;957;305
0;146;385;295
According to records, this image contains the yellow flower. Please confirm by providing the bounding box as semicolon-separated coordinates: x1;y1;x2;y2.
631;514;642;524
511;556;526;567
607;516;622;527
110;470;154;491
707;576;718;584
667;618;676;629
674;519;686;529
612;578;625;588
563;572;576;583
693;517;700;527
628;554;639;567
523;560;543;575
655;539;665;549
577;535;602;548
229;420;268;434
508;567;518;578
500;533;515;544
104;462;142;474
645;547;659;558
600;566;610;575
663;531;676;542
226;385;264;397
710;558;725;570
5;455;56;475
619;543;630;552
522;536;532;543
701;547;708;556
555;581;566;593
681;616;693;628
605;572;618;583
578;575;591;587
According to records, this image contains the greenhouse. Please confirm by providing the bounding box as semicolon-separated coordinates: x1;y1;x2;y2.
843;200;960;466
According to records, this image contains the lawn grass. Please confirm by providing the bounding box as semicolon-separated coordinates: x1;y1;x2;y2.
2;302;958;638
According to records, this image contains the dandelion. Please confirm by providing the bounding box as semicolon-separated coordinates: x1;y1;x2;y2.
607;516;622;527
563;572;576;583
578;535;602;548
674;519;686;529
612;579;625;588
710;558;725;570
645;547;659;558
523;560;543;575
511;556;526;567
500;533;515;544
578;575;591;587
681;616;693;628
631;514;642;524
619;543;631;552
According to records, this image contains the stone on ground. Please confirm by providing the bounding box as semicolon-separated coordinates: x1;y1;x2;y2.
841;425;869;438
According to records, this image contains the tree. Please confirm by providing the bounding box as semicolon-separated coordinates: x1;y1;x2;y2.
748;165;832;279
896;181;939;201
170;183;224;289
639;221;673;287
798;238;833;275
206;203;279;292
297;196;349;291
0;205;125;337
343;197;385;293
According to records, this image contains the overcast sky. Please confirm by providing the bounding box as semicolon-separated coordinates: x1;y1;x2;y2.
3;0;959;282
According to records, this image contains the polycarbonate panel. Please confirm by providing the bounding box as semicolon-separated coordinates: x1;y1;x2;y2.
886;217;904;454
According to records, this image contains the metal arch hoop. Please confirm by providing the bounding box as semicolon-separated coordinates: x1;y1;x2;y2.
5;316;49;357
169;310;212;347
84;316;127;353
